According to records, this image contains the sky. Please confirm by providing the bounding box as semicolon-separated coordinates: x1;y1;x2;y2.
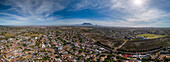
0;0;170;27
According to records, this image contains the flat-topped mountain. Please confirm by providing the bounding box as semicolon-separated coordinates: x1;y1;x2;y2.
81;23;93;26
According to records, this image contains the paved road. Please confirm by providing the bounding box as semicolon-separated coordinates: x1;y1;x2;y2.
78;56;85;62
52;42;65;62
30;46;38;60
30;36;41;60
54;48;65;62
1;50;15;62
115;40;127;50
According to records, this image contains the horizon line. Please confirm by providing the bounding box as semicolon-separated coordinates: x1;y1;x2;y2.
1;24;170;28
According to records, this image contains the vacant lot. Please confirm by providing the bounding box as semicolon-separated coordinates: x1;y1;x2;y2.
21;33;39;37
120;36;170;52
136;34;166;39
85;33;124;48
2;33;16;38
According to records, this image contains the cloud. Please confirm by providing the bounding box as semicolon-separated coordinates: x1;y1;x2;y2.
109;0;170;23
0;0;65;22
71;0;169;22
53;18;169;27
71;0;112;11
124;9;169;22
0;0;169;27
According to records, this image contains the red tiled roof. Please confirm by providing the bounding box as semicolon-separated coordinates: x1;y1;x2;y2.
124;54;133;58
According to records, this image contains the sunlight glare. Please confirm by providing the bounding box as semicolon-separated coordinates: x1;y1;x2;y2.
133;0;143;6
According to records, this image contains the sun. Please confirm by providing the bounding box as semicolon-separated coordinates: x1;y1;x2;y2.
133;0;143;6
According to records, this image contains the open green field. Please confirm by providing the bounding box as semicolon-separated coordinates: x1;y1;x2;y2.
136;34;166;39
3;33;16;38
21;33;39;37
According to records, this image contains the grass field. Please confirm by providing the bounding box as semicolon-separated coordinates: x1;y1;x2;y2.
3;33;16;38
26;55;32;59
21;33;39;37
136;34;166;39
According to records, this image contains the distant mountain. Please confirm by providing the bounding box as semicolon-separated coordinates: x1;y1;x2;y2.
65;23;101;26
81;23;93;26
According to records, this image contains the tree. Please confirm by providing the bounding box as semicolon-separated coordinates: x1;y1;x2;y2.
23;44;27;47
104;58;110;62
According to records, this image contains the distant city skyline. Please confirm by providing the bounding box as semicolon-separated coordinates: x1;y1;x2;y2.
0;0;170;27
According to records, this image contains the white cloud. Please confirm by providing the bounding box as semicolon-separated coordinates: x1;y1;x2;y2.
71;0;168;23
0;0;169;27
124;9;169;22
0;0;65;22
109;0;170;23
71;0;112;11
54;18;170;27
